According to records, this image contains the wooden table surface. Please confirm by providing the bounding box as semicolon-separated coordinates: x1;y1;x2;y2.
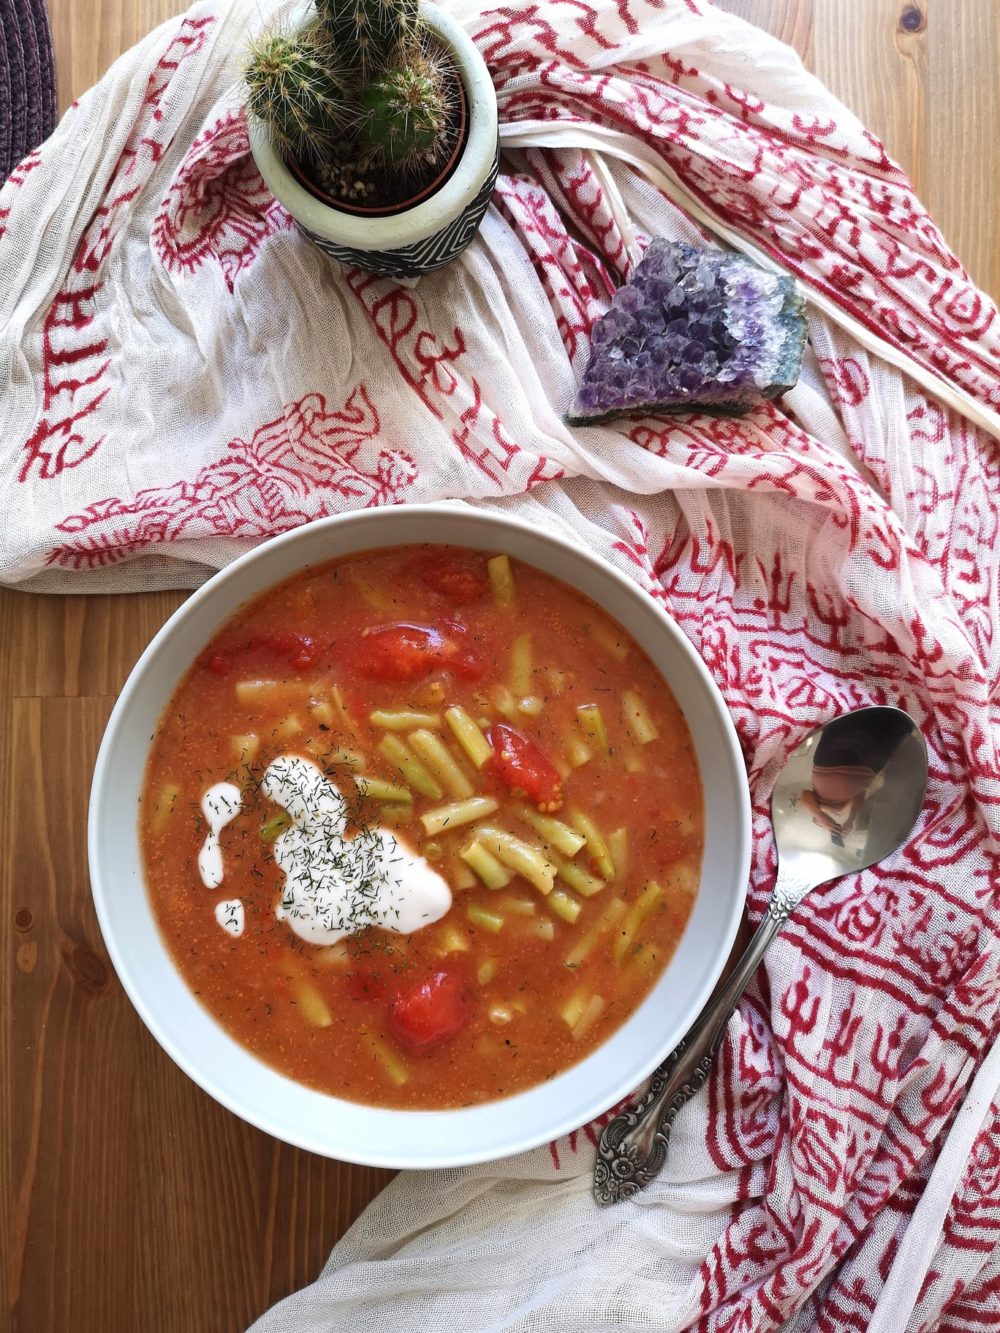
5;2;999;1330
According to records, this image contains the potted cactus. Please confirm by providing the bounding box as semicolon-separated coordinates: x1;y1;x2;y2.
245;0;499;279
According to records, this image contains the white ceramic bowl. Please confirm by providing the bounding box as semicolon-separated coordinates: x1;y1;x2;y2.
89;505;751;1169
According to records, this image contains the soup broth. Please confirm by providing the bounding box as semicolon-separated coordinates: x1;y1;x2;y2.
141;545;703;1108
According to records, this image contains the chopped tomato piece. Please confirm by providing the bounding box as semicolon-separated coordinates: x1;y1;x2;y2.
448;649;485;682
203;651;232;677
203;631;318;673
416;555;489;602
360;623;448;681
272;632;318;670
358;623;483;683
388;970;469;1051
486;724;564;812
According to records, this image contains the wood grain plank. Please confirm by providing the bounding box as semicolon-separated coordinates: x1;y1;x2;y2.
811;0;999;298
0;590;187;698
909;0;999;298
49;0;186;112
715;0;813;56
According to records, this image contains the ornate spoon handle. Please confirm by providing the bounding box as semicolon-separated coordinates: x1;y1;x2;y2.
593;875;807;1204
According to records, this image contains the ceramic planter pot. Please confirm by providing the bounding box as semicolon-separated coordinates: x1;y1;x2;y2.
248;5;500;280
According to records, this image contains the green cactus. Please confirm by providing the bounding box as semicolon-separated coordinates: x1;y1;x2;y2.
244;23;349;162
315;0;420;77
359;44;452;169
244;2;460;201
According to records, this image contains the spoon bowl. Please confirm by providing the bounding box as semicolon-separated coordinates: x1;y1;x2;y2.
594;705;928;1204
771;706;928;891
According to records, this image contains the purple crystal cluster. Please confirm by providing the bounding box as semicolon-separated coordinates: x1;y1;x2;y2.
568;239;807;424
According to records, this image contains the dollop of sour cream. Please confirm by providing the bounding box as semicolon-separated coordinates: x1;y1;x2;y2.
214;899;245;938
198;782;242;889
261;755;452;946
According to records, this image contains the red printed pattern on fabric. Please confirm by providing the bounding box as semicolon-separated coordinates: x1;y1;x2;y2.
0;152;44;239
45;388;416;569
17;17;217;484
343;264;566;489
151;109;295;291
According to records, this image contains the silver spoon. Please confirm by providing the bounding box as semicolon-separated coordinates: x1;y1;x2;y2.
594;705;927;1205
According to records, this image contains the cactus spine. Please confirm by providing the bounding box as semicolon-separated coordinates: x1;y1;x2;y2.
244;22;349;162
360;44;452;169
315;0;420;77
245;0;459;192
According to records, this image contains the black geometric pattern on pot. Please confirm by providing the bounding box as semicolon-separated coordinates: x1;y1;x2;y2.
300;145;499;280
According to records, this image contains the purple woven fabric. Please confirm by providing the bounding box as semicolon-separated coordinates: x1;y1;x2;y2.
2;0;57;181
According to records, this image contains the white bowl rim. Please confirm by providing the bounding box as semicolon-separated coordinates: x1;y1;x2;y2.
88;503;751;1169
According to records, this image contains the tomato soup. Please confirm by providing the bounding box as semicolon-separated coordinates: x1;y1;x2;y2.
141;545;703;1109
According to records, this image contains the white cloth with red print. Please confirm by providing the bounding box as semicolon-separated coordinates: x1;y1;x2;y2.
3;0;1000;1328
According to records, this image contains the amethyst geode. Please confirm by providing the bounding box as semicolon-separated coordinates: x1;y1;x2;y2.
568;239;807;423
